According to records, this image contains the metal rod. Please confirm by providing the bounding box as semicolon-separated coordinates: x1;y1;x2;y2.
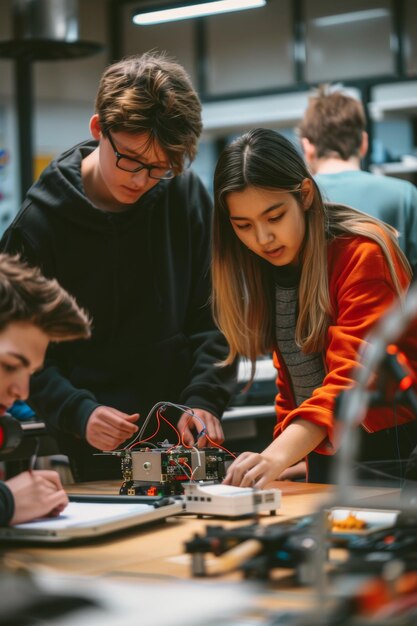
14;53;34;203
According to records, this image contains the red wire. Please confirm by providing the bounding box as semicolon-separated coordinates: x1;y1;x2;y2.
129;405;237;460
158;410;181;448
180;413;194;448
178;413;237;458
182;461;193;476
177;411;237;459
129;412;161;449
205;434;237;459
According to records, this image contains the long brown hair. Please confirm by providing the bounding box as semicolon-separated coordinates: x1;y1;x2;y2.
212;128;410;369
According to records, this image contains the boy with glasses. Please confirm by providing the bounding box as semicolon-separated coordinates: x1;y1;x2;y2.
0;51;236;481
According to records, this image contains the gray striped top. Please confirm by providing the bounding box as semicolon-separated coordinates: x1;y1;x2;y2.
275;283;325;407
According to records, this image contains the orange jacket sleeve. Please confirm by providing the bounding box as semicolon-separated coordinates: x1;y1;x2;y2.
273;235;410;453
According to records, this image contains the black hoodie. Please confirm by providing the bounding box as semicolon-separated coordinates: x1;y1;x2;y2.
0;482;14;525
0;140;237;479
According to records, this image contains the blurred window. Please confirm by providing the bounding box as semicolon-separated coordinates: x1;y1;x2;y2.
404;0;417;76
205;0;293;96
304;0;394;82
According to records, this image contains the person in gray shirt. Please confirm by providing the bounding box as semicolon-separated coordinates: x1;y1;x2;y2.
298;87;417;276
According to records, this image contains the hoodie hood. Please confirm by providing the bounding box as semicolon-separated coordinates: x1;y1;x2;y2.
27;139;167;234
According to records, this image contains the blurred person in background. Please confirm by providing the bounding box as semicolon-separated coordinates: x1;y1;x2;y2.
298;86;417;276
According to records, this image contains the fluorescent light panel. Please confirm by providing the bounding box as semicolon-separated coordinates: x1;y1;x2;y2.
133;0;266;26
313;9;389;28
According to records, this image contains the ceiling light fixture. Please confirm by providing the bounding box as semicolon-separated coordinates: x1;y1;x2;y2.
132;0;267;26
313;9;389;28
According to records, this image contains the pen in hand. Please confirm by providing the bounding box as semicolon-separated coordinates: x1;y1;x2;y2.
29;437;40;474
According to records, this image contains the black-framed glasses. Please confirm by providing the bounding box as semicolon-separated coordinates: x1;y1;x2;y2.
105;130;175;180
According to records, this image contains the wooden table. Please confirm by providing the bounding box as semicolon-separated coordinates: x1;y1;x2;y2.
1;481;401;581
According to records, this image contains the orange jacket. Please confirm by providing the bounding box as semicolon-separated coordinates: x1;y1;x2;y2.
273;234;417;454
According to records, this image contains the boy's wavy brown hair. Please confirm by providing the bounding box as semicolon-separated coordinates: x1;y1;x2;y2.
0;254;91;341
96;51;202;174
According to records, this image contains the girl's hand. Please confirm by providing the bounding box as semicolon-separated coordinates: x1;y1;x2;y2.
278;461;306;481
223;451;282;489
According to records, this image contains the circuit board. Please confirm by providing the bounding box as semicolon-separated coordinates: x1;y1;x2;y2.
117;447;233;496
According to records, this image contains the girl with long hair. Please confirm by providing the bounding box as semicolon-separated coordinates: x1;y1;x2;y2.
213;128;417;486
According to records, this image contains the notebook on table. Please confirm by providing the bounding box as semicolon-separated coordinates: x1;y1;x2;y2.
0;495;182;543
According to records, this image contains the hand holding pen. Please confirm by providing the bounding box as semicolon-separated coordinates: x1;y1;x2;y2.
6;469;69;525
28;436;40;474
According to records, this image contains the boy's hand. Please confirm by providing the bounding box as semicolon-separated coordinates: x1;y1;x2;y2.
177;409;224;448
86;406;139;450
7;470;69;525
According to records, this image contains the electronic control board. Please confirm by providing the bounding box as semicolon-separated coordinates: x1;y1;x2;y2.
117;447;233;496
